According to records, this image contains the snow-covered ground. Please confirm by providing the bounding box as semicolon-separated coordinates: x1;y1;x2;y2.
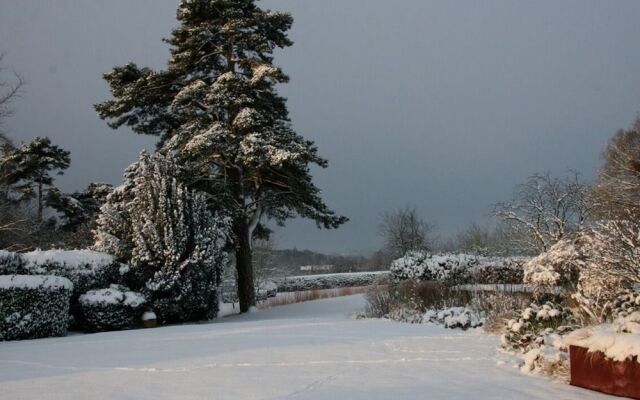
0;295;612;400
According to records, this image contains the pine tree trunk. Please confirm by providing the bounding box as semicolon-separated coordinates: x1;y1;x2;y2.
234;218;255;313
37;178;43;223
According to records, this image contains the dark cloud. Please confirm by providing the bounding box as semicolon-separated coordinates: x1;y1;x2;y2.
2;0;640;253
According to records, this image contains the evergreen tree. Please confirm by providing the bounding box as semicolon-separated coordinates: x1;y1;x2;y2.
94;151;228;322
95;0;346;312
1;136;70;222
48;182;113;231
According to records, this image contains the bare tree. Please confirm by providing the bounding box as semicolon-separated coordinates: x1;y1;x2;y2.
0;53;24;145
590;119;640;220
589;220;640;285
378;205;435;257
453;222;494;255
492;172;589;254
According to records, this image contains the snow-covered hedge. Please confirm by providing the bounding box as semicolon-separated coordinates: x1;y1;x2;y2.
0;249;124;301
78;285;146;332
390;252;525;286
274;271;388;293
0;249;126;327
0;275;73;341
21;250;124;299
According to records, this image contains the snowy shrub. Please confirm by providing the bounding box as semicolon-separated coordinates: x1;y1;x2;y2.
0;275;72;341
424;307;484;330
523;239;583;294
274;271;387;292
501;301;577;352
390;252;525;286
78;284;145;332
94;152;228;323
519;341;569;380
256;280;278;301
611;290;640;319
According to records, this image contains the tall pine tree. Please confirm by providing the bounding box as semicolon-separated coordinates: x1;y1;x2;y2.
95;0;346;312
1;136;70;222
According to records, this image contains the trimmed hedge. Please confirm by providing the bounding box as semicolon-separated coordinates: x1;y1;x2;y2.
274;271;388;293
20;250;124;301
0;275;73;341
0;249;126;327
390;252;526;286
79;285;146;332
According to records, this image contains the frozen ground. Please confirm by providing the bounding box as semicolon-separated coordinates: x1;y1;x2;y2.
0;295;612;400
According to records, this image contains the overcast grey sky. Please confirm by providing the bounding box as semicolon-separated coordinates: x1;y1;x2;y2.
1;0;640;254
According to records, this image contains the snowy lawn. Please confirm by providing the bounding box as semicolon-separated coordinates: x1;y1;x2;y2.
0;295;613;400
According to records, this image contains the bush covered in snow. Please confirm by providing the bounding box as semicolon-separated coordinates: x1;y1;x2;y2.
501;301;577;352
0;249;125;327
274;271;388;292
94;152;228;324
78;284;146;332
257;280;278;300
0;275;73;341
390;252;525;286
523;234;635;323
611;290;640;319
424;307;484;330
522;239;583;294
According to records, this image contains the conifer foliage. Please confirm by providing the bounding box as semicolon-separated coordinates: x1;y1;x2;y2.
95;0;346;312
94;151;228;323
1;136;70;222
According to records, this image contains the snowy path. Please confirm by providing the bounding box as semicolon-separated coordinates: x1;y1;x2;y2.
0;295;612;400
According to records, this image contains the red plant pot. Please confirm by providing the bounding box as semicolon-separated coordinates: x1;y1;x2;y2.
570;345;640;399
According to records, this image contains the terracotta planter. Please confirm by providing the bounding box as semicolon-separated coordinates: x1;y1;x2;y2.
570;345;640;399
142;319;157;329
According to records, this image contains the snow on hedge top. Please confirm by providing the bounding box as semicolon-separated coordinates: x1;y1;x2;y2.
390;252;478;281
22;249;117;272
0;274;73;291
565;313;640;362
390;252;527;284
79;284;145;308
